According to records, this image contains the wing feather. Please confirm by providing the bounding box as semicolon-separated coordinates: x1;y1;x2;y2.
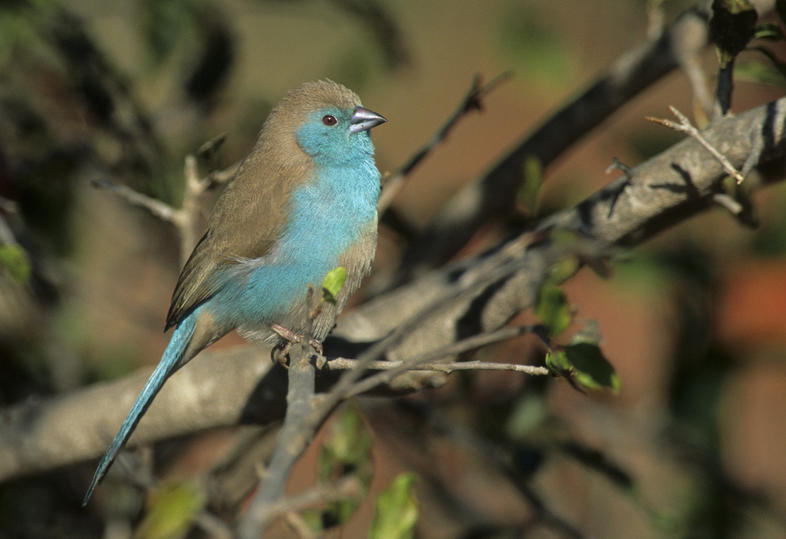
165;152;313;329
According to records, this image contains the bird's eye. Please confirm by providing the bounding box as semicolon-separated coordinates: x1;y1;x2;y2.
322;114;337;126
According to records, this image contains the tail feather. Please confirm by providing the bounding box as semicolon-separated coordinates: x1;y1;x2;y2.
82;314;197;506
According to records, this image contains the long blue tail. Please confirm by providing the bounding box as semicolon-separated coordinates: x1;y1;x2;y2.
82;313;197;506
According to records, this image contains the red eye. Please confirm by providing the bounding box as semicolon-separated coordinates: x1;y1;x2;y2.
322;114;337;126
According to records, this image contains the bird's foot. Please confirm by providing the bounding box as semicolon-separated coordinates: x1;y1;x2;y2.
270;323;326;368
271;340;293;368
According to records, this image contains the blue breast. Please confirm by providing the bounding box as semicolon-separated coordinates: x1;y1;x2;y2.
208;158;380;329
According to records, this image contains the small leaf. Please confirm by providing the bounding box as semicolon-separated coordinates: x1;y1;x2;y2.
753;22;785;41
322;266;347;305
545;349;572;375
564;342;621;392
135;481;206;539
370;473;418;539
0;244;31;284
548;253;581;283
535;281;572;336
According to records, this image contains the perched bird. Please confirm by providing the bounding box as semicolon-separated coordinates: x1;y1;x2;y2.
83;80;386;505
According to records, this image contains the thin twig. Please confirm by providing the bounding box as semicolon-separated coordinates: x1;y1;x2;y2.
283;512;319;539
377;72;512;212
91;179;182;224
194;511;234;539
646;105;746;183
323;232;543;409
246;476;362;531
93;146;237;266
669;9;714;118
328;358;548;376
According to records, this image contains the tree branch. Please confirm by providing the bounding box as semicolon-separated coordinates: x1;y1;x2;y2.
395;6;711;280
238;339;317;538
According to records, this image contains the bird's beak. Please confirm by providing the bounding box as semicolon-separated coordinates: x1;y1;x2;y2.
349;106;387;134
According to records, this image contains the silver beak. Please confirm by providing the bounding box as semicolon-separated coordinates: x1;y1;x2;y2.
349;106;387;134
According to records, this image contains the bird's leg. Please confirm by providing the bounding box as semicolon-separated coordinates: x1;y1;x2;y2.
270;323;326;368
270;340;292;368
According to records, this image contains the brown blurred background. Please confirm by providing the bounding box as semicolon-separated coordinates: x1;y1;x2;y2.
1;0;785;537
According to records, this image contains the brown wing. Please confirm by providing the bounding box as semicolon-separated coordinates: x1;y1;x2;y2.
164;149;313;330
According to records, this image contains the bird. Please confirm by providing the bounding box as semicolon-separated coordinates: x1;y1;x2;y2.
82;80;386;505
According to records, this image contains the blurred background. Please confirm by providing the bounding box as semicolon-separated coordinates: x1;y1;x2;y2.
0;0;785;537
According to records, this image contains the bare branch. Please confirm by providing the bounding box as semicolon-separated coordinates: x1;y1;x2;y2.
647;105;746;183
237;336;317;539
91;178;182;225
328;358;549;376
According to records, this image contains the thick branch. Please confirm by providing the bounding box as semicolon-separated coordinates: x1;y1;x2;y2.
396;7;709;279
239;340;317;538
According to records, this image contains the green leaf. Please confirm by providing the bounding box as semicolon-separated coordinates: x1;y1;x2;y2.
370;473;418;539
564;342;621;392
545;349;573;375
548;254;581;283
0;244;31;284
753;22;785;41
535;281;572;336
322;266;347;305
135;481;206;539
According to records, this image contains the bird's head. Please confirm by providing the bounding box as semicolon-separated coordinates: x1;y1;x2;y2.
264;80;386;167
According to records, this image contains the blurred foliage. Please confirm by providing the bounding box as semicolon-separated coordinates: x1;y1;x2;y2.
497;1;575;87
138;0;203;66
370;472;418;539
0;244;31;284
303;403;372;531
135;480;206;539
535;281;572;337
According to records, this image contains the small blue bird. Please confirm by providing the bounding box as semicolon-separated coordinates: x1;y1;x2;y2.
83;80;386;505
